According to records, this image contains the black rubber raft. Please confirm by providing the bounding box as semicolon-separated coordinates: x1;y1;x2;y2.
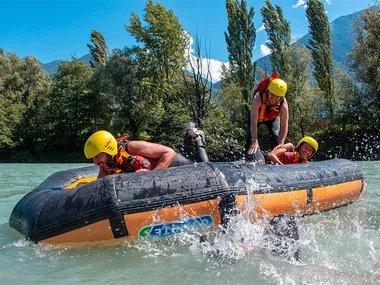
9;159;366;246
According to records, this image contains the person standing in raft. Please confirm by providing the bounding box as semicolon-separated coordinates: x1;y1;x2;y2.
84;125;209;179
247;75;289;161
265;136;319;165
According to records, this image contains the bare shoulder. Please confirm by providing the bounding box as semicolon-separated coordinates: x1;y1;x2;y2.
251;92;261;106
282;97;289;107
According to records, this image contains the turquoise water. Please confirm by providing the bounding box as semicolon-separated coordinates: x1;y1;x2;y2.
0;162;379;285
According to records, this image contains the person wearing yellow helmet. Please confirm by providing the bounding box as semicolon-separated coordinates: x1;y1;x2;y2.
265;136;319;165
247;77;289;158
84;130;177;179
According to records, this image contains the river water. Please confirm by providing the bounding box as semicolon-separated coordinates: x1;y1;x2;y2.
0;161;379;285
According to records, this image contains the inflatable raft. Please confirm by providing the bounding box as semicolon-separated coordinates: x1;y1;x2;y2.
9;159;366;246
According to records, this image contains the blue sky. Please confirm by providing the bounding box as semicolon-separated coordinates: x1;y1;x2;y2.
1;0;373;81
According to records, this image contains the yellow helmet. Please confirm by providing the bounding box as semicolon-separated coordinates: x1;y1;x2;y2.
84;130;118;159
267;78;288;97
296;136;319;158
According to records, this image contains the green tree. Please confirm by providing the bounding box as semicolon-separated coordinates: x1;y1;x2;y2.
0;52;24;148
348;3;380;129
87;29;109;68
98;48;164;139
260;0;291;79
0;52;51;154
220;64;245;123
126;0;188;86
46;58;93;152
84;64;114;135
224;0;256;124
306;0;335;123
285;44;320;141
334;69;363;130
126;0;189;146
14;55;52;154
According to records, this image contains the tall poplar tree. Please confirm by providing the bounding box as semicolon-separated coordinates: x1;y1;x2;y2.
348;4;380;129
224;0;256;124
260;0;291;79
306;0;335;123
87;29;109;68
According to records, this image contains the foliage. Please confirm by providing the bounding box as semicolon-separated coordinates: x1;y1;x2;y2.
93;48;164;140
348;3;380;130
224;0;256;124
260;0;291;79
14;56;52;154
333;69;364;130
0;52;24;148
0;52;51;151
285;44;321;142
306;0;335;122
126;0;188;85
126;0;189;146
45;58;93;152
201;103;246;162
87;29;109;68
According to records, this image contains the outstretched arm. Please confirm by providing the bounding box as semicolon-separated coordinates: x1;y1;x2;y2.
127;141;176;171
277;98;289;148
266;143;294;165
248;93;261;154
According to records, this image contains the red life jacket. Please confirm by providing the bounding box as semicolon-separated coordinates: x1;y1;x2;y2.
108;137;157;174
278;151;307;164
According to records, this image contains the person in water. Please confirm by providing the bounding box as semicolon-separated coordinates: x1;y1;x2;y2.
84;123;209;179
265;136;319;165
247;77;289;156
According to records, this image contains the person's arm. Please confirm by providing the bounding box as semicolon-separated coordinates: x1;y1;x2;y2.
248;93;261;154
127;141;176;171
266;143;293;165
277;98;289;148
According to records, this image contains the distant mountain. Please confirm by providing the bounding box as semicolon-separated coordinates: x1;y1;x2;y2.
214;8;364;89
41;54;91;75
253;9;361;76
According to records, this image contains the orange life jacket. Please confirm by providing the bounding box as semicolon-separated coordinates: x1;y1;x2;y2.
108;137;156;174
258;92;284;122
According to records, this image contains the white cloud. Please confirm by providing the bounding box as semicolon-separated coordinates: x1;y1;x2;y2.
257;24;265;32
260;44;271;56
326;0;332;4
292;0;306;8
184;32;227;83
